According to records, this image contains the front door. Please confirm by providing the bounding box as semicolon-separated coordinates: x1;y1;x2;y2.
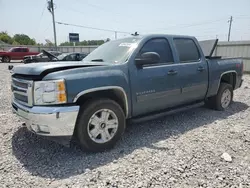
11;48;22;60
129;38;182;116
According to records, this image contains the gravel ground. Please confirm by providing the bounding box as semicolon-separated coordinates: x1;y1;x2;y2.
0;63;249;188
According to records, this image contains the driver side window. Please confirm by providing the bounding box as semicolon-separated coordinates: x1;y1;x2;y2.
139;38;174;64
65;54;75;61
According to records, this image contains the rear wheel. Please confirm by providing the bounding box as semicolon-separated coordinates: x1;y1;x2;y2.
2;56;10;63
75;99;126;152
205;83;233;111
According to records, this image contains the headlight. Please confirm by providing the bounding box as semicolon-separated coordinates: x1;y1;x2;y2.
34;79;67;105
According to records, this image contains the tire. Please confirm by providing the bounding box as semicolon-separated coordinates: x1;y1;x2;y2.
2;56;10;63
75;99;126;152
205;83;233;111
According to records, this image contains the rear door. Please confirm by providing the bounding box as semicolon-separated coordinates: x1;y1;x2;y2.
173;38;208;103
130;38;182;116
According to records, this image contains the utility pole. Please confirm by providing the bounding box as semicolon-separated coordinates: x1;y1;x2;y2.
115;31;117;39
227;16;233;42
47;0;57;50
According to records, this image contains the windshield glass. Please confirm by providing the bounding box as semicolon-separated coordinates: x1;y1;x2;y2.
57;53;69;60
83;37;141;63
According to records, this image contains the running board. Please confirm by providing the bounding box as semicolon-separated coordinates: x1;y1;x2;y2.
131;102;204;123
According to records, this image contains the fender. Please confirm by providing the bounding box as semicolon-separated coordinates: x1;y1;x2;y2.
73;86;129;118
216;70;237;92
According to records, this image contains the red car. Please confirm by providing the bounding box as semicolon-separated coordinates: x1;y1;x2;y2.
0;47;39;62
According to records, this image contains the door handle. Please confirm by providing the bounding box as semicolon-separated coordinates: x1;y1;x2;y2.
197;67;205;72
167;70;178;75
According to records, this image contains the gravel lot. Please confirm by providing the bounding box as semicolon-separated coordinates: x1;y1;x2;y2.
0;63;249;188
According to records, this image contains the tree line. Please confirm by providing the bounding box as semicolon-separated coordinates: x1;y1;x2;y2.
0;31;109;46
0;32;36;45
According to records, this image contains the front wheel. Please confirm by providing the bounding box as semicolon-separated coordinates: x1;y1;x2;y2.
205;83;233;111
75;99;126;152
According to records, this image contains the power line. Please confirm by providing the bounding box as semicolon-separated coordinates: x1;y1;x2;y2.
56;21;131;34
147;18;228;33
74;0;122;17
37;2;47;28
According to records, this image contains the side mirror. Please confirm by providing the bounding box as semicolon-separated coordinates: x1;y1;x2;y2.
135;52;160;67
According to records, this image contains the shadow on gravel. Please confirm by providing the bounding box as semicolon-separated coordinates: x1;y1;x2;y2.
12;101;248;179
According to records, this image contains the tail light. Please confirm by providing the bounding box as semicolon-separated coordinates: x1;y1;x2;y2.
236;63;244;73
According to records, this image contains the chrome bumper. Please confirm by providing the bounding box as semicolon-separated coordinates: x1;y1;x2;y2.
12;100;80;137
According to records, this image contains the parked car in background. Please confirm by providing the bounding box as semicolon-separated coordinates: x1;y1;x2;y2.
0;47;39;62
56;52;88;61
23;50;62;63
23;51;88;63
10;34;243;152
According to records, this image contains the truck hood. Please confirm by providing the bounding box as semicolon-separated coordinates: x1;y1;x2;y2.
13;61;110;76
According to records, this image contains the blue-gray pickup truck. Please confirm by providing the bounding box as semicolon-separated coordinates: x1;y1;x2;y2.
11;34;243;152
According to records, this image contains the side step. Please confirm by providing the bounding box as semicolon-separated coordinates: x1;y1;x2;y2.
131;102;204;123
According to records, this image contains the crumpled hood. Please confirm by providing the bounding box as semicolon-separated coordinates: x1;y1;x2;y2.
13;61;110;76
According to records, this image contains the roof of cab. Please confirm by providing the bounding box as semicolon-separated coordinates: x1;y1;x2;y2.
141;34;196;39
121;34;196;42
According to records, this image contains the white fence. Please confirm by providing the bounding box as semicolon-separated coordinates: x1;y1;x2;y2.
0;45;98;54
1;40;250;72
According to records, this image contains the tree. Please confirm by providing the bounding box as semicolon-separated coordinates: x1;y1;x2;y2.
12;41;20;45
59;42;74;46
0;32;13;44
59;40;105;46
13;34;36;45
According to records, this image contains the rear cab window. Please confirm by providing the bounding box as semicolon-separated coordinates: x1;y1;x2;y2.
173;38;200;63
12;48;21;52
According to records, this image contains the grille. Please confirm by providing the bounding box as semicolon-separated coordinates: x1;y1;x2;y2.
11;77;33;106
14;93;28;103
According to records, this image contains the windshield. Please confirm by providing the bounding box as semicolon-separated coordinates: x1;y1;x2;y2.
83;37;141;63
57;53;69;60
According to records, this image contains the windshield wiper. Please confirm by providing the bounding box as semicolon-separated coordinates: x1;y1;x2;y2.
91;59;104;62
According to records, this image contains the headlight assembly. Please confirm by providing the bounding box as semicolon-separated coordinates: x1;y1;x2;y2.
34;79;67;105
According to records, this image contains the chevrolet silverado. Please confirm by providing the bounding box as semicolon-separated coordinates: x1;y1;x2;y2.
10;34;243;152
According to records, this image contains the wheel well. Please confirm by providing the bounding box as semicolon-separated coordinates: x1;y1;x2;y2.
75;89;128;117
2;56;10;62
220;72;236;89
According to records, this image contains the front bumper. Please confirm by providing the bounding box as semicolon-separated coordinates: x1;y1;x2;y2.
12;100;80;137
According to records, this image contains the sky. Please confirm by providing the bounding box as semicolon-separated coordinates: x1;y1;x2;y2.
0;0;250;44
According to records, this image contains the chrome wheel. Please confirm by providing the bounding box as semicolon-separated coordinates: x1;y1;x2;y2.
221;89;231;108
87;109;118;144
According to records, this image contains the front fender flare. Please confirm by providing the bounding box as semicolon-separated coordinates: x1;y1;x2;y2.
73;86;129;118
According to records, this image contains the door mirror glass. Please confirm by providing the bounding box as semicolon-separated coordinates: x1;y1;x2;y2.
135;52;160;67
